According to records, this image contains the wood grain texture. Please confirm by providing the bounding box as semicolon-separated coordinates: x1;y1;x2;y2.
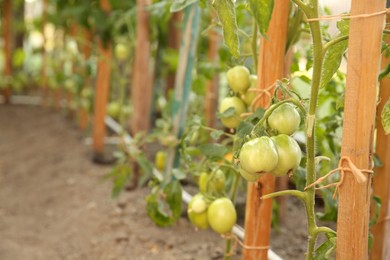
242;1;289;259
370;31;390;260
336;0;386;259
131;0;153;135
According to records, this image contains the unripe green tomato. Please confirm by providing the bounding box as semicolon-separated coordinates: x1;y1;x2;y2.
207;197;237;234
115;43;128;61
239;136;278;174
268;103;301;135
219;97;246;129
243;75;258;106
210;169;225;193
188;193;209;229
106;101;121;119
240;168;259;182
198;172;209;193
226;65;251;94
154;151;167;171
191;195;208;214
81;87;93;99
270;134;302;176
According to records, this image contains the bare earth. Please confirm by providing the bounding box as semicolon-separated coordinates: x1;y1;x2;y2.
0;105;312;260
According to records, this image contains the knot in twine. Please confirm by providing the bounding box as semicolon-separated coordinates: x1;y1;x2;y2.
240;83;276;119
304;156;373;199
306;8;390;22
222;233;269;257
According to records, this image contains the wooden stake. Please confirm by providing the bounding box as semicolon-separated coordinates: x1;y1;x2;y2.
205;19;220;128
130;0;153;135
243;1;289;259
2;0;12;104
370;19;390;260
336;0;386;259
92;0;112;157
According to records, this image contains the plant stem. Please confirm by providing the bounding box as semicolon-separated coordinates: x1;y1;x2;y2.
303;1;324;259
323;35;348;54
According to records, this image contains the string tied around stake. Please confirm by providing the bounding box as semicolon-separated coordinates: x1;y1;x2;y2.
304;156;373;199
221;233;269;257
306;8;390;22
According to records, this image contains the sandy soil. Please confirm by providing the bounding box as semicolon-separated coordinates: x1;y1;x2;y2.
0;104;321;260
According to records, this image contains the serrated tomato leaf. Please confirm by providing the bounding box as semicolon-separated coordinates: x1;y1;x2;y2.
248;0;274;37
211;0;240;58
320;40;348;89
199;143;228;160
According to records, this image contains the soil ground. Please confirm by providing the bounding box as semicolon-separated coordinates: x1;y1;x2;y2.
0;104;323;260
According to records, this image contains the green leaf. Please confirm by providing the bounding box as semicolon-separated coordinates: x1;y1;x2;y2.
107;164;132;198
337;19;349;35
199;143;228;160
369;196;382;227
218;107;236;118
212;0;240;58
146;180;182;227
336;92;345;110
382;98;390;135
210;130;225;140
172;168;187;180
248;0;274;37
320;40;348;89
170;0;198;12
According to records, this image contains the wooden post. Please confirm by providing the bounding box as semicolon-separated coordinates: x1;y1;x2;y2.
130;0;153;135
243;1;289;259
336;0;386;259
2;0;12;104
92;0;112;160
204;23;220;128
79;29;93;131
369;19;390;260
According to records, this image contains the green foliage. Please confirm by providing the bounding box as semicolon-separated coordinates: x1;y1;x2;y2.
211;0;240;58
248;0;274;37
320;20;349;89
146;180;182;227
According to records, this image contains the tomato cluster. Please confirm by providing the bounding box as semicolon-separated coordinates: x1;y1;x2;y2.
239;102;302;181
219;65;258;129
188;171;237;234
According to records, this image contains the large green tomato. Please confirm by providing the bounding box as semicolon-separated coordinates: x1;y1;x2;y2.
240;168;259;182
268;103;301;135
207;197;236;234
219;97;246;129
226;65;251;94
243;75;258;106
270;134;302;177
239;136;278;174
188;193;209;230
